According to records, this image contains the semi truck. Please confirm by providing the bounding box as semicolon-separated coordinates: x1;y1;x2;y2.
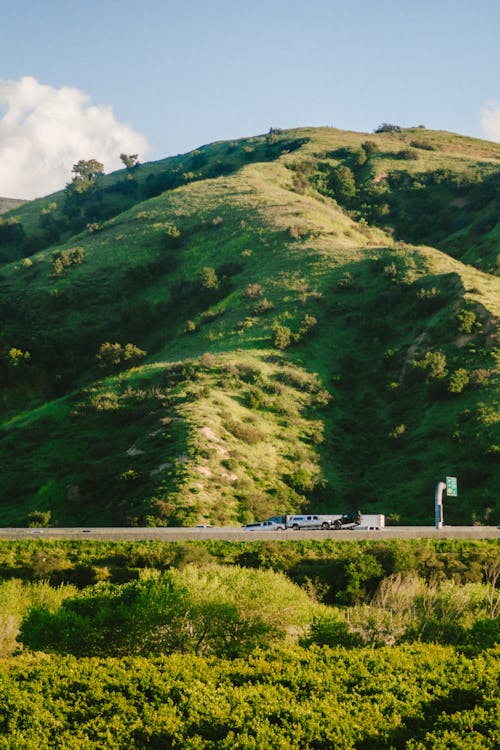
266;512;385;530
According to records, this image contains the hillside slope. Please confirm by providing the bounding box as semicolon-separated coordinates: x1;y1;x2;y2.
0;127;498;526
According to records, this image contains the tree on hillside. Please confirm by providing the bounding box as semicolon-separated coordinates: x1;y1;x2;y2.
200;266;219;290
120;153;139;170
374;123;402;133
67;159;104;194
329;165;356;203
96;342;146;371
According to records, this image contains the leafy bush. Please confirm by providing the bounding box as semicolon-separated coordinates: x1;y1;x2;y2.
224;418;264;444
96;342;146;371
448;368;470;394
51;246;85;275
300;612;362;647
328;165;356;203
0;579;77;657
413;350;448;380
0;644;498;748
410;139;436;150
199;266;219;290
362;140;379;156
254;297;275;315
164;223;182;247
456;308;478;334
19;565;316;658
374;123;402;133
272;323;293;350
351;148;367;168
26;510;52;528
245;283;263;298
398;148;419;160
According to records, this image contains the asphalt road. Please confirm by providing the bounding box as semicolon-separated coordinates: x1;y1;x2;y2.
0;526;498;541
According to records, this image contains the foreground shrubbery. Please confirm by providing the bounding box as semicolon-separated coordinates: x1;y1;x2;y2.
0;646;498;749
0;540;498;747
5;565;498;659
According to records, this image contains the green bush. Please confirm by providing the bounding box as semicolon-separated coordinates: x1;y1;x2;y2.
300;612;362;647
272;323;293;350
1;643;498;748
224;418;264;444
362;140;379;156
374;122;401;133
199;266;219;290
164;223;182;247
456;308;478;334
19;565;316;658
448;368;470;394
96;342;146;371
26;510;52;528
413;350;448;380
328;165;356;203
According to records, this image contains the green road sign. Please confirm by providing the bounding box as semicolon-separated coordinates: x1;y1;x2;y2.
446;476;458;497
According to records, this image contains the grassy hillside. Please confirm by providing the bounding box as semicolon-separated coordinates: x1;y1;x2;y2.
0;126;498;526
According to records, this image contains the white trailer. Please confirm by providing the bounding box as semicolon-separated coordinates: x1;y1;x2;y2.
357;514;385;530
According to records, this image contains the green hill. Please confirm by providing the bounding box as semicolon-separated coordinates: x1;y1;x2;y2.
0;126;498;526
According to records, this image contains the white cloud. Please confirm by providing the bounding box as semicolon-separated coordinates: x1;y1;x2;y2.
480;99;500;142
0;76;149;199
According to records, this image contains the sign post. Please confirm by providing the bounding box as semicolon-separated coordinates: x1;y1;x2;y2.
434;481;446;529
435;477;458;528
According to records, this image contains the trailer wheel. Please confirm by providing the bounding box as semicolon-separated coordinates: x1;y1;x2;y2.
333;519;342;530
321;522;330;530
292;524;300;531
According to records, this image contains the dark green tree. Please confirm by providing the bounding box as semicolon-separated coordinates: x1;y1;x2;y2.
120;153;139;170
329;165;356;203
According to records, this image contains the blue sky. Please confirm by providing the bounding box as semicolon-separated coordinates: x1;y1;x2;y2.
1;0;500;197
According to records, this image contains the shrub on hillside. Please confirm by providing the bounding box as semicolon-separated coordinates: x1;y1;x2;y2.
26;510;52;528
410;139;436;151
245;283;263;298
413;350;448;380
272;323;293;350
5;347;30;368
96;342;146;371
362;140;379;156
351;148;367;168
398;148;419;160
51;247;85;275
455;308;478;334
448;368;470;394
328;165;356;203
0;217;26;249
164;223;182;248
86;222;102;234
374;123;402;133
224;417;263;444
254;297;275;315
199;266;219;290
